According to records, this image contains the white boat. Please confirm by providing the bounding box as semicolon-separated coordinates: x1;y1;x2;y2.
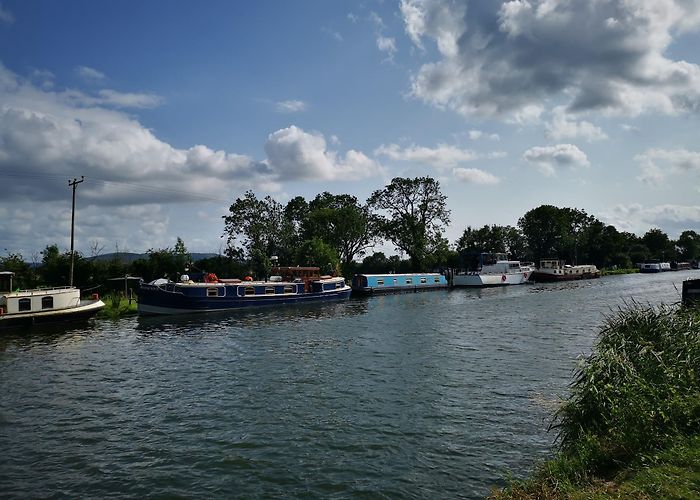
452;252;533;287
0;271;105;328
639;262;671;273
530;259;600;282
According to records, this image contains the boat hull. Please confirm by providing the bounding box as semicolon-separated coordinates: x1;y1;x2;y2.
530;271;600;282
0;299;105;329
137;281;352;316
452;271;530;287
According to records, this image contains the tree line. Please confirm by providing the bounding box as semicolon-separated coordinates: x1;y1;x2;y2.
2;176;699;289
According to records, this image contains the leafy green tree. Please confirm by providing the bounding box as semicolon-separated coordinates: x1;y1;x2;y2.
305;192;380;271
455;224;526;258
518;205;597;264
295;238;339;275
368;176;450;271
0;252;35;289
223;191;296;274
676;230;700;261
642;228;675;261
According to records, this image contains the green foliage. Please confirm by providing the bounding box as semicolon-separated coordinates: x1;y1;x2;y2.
305;192;379;271
677;230;700;261
554;304;700;460
368;176;450;271
456;225;526;259
642;228;676;262
493;305;700;499
0;252;36;289
295;238;340;275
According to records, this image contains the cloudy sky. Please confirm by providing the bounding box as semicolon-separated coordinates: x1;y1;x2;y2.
1;0;699;257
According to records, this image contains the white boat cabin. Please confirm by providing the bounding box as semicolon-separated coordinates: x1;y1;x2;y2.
0;271;81;316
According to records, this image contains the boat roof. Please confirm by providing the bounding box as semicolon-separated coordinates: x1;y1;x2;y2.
0;271;15;276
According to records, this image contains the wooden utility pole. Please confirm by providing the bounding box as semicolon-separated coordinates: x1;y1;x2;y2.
68;176;84;287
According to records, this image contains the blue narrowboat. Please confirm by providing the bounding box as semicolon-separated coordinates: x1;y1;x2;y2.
137;267;351;315
351;273;448;295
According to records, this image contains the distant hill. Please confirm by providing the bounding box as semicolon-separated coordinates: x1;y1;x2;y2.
91;252;219;263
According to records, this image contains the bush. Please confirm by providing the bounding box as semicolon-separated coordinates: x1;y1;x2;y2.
552;303;700;472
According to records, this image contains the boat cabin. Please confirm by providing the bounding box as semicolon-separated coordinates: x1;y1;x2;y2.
0;271;13;293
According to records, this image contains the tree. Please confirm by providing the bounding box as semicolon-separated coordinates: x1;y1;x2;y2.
0;252;35;289
455;224;526;258
368;176;450;271
223;191;295;276
676;230;700;261
518;205;597;264
642;228;675;261
305;192;380;271
295;238;339;275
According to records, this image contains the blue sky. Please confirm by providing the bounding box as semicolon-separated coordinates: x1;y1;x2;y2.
1;0;700;258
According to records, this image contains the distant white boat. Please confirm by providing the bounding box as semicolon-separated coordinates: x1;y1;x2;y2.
452;252;532;287
0;271;104;328
530;259;600;282
639;262;671;273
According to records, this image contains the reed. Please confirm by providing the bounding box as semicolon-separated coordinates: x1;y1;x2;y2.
98;291;138;318
491;303;700;498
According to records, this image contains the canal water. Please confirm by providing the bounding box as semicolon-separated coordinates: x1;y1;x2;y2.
0;271;693;499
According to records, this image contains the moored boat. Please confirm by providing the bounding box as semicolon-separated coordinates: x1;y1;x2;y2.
639;261;671;273
452;252;533;287
530;259;600;282
137;266;351;315
352;273;448;295
0;271;105;328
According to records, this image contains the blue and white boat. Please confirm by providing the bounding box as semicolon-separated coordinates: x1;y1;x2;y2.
137;266;351;315
351;273;448;295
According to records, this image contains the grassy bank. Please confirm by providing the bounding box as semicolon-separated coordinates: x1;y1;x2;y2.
97;293;138;318
600;268;640;276
491;303;700;499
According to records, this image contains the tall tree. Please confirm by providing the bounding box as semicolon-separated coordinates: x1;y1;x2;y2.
677;230;700;261
642;228;675;261
223;191;295;276
518;205;596;263
455;224;526;258
368;177;450;271
305;192;379;269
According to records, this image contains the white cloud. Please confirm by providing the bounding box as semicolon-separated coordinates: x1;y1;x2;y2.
453;167;500;184
545;106;608;142
401;0;700;120
321;27;343;42
375;142;481;167
264;125;383;181
95;89;162;108
469;129;500;141
635;148;700;185
0;3;14;24
377;36;397;60
603;203;700;237
0;62;273;206
523;144;590;176
275;99;307;113
76;66;106;82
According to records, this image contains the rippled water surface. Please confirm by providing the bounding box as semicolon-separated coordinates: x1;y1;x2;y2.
0;271;694;498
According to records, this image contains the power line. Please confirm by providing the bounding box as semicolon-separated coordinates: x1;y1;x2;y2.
0;168;232;203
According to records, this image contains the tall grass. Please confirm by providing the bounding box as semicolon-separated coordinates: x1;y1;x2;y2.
492;303;700;497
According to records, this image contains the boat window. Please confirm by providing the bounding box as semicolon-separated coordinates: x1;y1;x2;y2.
284;285;294;294
420;277;427;284
265;287;275;295
336;281;343;289
244;287;255;296
42;296;54;309
377;279;384;286
207;288;218;297
393;278;398;284
18;298;31;311
406;278;413;284
434;277;440;283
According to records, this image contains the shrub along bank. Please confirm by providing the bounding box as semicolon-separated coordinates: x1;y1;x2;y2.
491;303;700;498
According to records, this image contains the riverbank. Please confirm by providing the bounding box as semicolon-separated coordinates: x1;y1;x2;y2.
96;294;137;318
491;303;700;499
